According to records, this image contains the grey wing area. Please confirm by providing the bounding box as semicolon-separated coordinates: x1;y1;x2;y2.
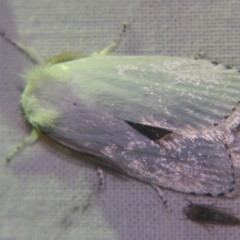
42;106;235;196
223;106;240;197
67;56;240;134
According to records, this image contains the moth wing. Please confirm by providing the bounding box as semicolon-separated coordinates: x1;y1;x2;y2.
42;105;235;196
36;55;240;196
67;55;240;134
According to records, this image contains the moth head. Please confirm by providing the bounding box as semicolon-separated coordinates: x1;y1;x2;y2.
20;65;65;128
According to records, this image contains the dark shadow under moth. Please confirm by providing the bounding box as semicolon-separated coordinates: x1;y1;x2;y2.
184;201;240;227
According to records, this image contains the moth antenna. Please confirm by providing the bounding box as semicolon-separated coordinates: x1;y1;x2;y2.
0;31;43;64
98;22;129;56
6;129;39;164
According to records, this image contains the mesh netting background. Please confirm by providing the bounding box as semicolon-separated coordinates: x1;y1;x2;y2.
1;1;240;239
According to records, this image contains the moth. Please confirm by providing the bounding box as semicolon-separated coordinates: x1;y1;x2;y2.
2;23;240;199
184;201;240;226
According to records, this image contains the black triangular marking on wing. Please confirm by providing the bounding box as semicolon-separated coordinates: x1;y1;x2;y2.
125;120;173;141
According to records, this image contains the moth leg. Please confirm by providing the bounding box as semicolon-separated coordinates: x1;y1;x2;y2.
198;222;214;231
6;129;39;164
151;184;171;212
81;193;92;213
193;51;206;60
192;50;234;69
0;31;43;64
98;22;129;56
96;166;105;193
82;167;105;212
